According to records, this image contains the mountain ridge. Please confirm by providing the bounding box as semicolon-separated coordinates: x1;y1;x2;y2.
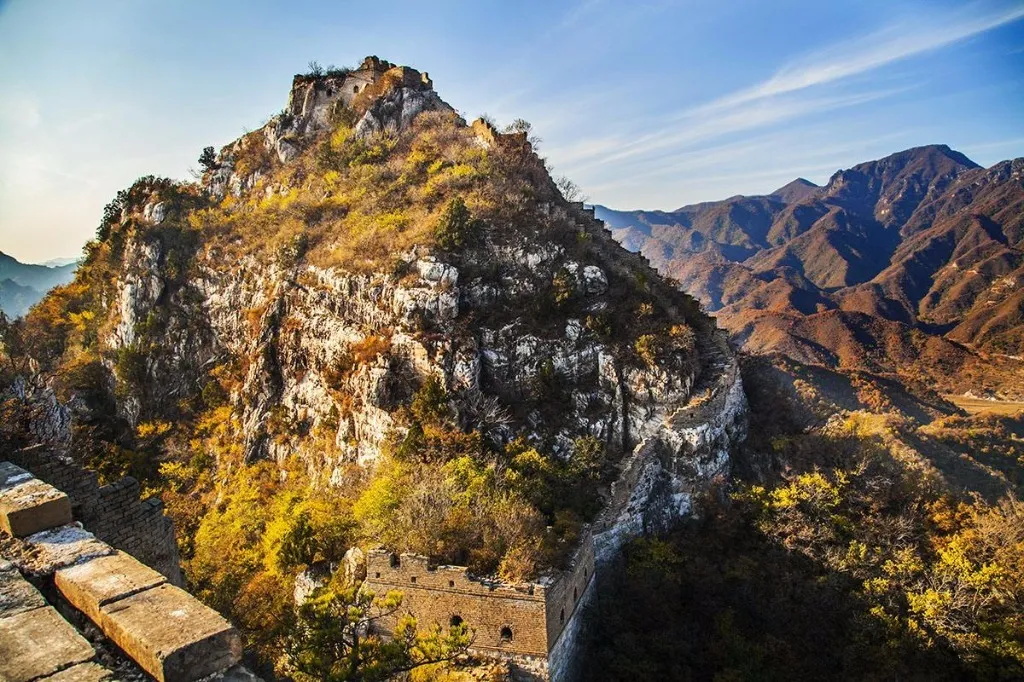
0;251;78;317
596;144;1024;397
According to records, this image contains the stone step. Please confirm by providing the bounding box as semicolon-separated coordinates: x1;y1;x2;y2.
55;551;167;623
0;462;73;538
0;605;96;682
93;583;242;682
0;559;47;618
16;525;115;577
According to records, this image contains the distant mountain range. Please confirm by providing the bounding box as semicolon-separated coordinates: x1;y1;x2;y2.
597;145;1024;397
0;251;79;318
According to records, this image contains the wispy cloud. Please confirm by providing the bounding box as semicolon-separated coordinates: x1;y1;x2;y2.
551;2;1024;207
700;3;1024;113
553;85;912;171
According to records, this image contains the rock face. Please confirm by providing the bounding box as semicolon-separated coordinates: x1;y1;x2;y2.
7;56;750;682
592;334;746;565
30;56;741;542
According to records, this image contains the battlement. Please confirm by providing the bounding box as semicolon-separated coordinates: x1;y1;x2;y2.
6;445;181;585
363;531;595;681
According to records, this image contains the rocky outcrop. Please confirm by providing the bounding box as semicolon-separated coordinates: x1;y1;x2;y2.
593;334;747;565
207;56;455;201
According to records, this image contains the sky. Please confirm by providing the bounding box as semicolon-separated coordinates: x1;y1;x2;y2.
1;0;1022;262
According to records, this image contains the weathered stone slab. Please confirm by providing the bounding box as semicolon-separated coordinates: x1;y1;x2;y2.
98;583;242;682
209;665;265;682
0;461;31;488
0;559;46;618
38;662;115;682
0;462;72;537
19;525;114;576
55;550;167;622
0;605;95;682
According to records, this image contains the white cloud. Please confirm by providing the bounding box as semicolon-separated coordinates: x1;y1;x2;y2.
700;3;1024;113
548;2;1024;208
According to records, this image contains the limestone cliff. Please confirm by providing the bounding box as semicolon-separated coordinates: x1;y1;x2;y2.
88;58;718;477
2;54;747;679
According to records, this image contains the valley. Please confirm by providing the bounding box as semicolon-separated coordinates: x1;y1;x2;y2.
944;393;1024;416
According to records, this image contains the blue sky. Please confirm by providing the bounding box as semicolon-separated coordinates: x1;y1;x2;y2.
1;0;1022;262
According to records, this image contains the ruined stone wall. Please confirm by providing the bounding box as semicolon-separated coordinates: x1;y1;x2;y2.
542;533;594;651
363;551;550;659
362;531;597;682
592;344;747;565
1;462;248;682
542;533;596;682
5;445;182;585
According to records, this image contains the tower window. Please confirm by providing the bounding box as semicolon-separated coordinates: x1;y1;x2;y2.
574;587;578;600
450;615;463;628
390;554;401;568
560;609;565;624
353;85;360;93
449;580;455;587
500;626;513;643
410;576;417;583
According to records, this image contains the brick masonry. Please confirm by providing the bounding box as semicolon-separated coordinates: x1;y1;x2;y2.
6;446;182;585
0;464;248;682
362;532;596;682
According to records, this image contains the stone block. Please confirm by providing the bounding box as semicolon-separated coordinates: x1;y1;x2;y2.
98;583;242;682
0;559;46;618
20;525;115;576
55;550;168;622
0;606;95;682
0;463;73;538
38;662;115;682
0;461;30;488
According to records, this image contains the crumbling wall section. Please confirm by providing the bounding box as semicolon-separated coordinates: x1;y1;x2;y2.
363;550;558;681
6;446;182;585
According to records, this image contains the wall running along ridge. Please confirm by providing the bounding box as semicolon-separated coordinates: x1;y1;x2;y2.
361;336;747;682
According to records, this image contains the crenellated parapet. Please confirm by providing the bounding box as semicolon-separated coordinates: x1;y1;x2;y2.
6;445;181;585
362;530;596;681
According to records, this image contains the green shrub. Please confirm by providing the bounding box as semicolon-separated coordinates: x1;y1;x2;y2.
410;376;451;425
434;197;474;250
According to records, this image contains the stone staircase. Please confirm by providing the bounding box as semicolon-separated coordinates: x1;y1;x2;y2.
0;461;253;682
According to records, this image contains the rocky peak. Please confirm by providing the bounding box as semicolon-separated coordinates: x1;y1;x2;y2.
822;144;981;226
769;178;821;204
206;56;454;199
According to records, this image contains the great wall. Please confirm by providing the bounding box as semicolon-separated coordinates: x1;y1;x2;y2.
362;321;747;682
1;333;744;682
0;71;748;680
0;460;255;682
0;264;745;682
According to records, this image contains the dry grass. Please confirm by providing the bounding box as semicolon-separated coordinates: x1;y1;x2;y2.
943;394;1024;416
